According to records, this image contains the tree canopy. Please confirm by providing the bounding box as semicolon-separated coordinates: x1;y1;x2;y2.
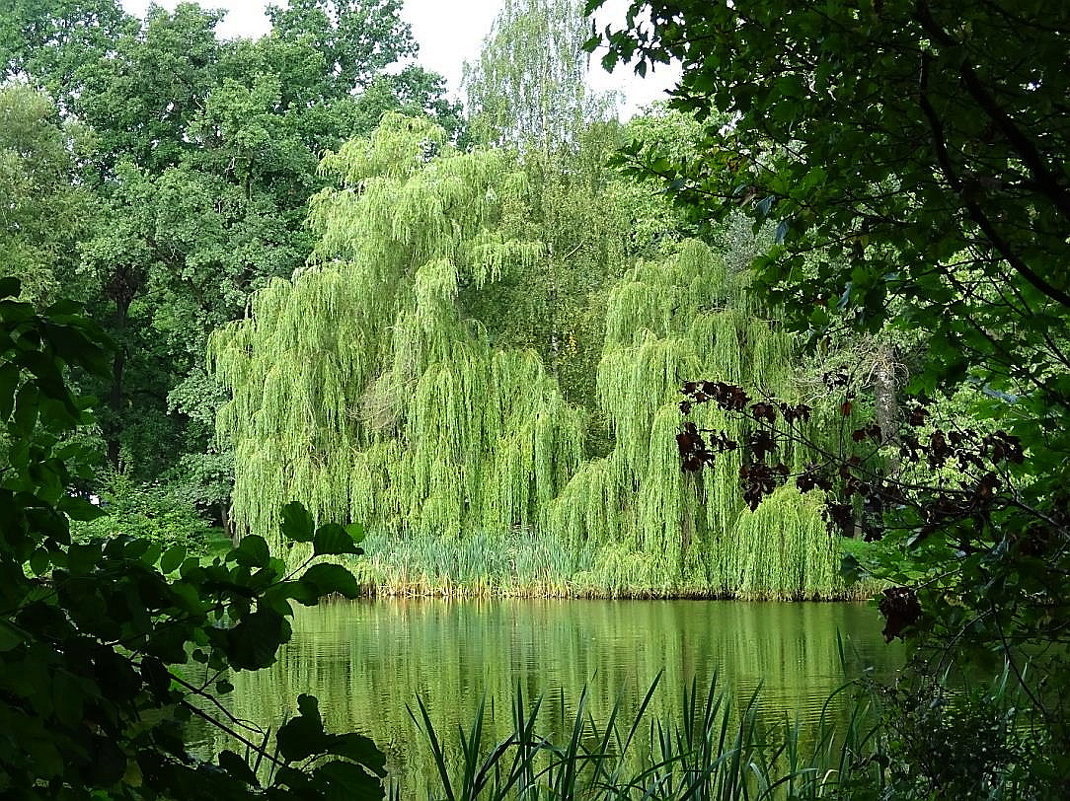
0;0;461;521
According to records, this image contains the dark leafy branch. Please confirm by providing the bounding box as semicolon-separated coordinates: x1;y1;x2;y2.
0;278;384;800
674;375;1053;646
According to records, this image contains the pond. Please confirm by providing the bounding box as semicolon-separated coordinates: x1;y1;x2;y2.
193;599;903;793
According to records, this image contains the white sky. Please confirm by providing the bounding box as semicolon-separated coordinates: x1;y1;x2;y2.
118;0;679;119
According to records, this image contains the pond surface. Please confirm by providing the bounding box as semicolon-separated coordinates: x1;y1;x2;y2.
195;599;903;792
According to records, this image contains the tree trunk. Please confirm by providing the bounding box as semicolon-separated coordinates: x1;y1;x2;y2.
871;340;900;448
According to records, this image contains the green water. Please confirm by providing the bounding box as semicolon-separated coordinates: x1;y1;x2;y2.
194;599;902;792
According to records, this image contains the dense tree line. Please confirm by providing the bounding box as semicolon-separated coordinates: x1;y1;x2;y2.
1;0;461;526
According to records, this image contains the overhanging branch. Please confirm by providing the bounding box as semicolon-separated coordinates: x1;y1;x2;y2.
917;51;1070;308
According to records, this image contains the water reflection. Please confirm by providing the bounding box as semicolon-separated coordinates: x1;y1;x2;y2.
194;599;902;792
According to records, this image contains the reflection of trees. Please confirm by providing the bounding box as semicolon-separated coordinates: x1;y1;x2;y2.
204;599;899;793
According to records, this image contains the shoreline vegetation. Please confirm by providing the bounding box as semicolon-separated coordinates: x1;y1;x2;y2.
348;526;880;601
356;583;876;601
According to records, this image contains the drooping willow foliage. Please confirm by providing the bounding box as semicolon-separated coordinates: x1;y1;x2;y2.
211;114;859;598
545;241;845;598
211;114;583;547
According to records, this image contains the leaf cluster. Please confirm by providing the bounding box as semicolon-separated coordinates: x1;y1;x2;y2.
0;281;383;799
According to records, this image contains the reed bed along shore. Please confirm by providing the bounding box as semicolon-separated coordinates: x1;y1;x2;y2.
351;529;879;601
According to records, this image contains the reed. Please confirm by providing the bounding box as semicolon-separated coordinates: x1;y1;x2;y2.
352;528;876;600
395;673;883;800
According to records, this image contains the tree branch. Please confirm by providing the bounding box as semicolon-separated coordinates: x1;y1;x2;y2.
916;50;1070;308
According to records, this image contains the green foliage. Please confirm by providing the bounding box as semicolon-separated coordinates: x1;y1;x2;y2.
0;1;132;96
859;668;1050;800
589;0;1070;790
70;474;226;556
0;279;384;798
267;0;417;96
1;0;461;510
213;115;856;599
588;0;1069;395
0;85;94;306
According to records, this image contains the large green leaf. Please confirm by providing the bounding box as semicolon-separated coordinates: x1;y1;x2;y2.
313;523;363;557
301;563;361;599
280;501;315;543
233;535;270;568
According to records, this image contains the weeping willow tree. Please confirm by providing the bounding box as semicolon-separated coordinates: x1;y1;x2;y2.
543;239;848;598
210;114;585;551
461;0;636;428
212;113;857;598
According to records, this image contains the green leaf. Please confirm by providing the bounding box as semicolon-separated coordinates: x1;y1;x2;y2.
233;535;270;568
281;501;315;543
145;624;190;663
276;694;327;762
301;563;361;599
140;656;172;699
58;495;105;521
262;580;320;613
12;383;39;433
218;750;260;787
160;545;186;574
68;542;102;575
345;521;365;544
227;610;289;670
85;735;127;785
0;299;34;324
314;523;363;556
29;548;50;576
140;542;162;568
840;553;863;584
328;733;387;777
51;667;83;731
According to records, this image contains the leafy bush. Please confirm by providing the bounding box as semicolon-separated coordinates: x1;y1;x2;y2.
859;666;1058;801
71;473;227;555
0;279;384;799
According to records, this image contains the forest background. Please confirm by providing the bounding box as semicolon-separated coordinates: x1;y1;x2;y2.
1;0;856;601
